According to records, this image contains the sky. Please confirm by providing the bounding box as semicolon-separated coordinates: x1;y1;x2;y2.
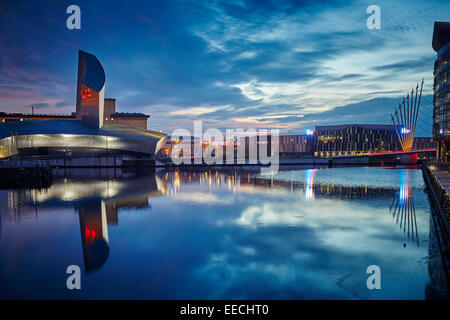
0;0;449;136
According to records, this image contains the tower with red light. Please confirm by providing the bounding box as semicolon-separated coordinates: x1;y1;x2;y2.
75;50;106;129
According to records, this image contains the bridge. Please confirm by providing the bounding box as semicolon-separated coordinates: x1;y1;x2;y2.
332;148;435;165
332;80;435;165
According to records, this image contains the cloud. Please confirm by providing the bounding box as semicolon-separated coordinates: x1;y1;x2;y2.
0;0;447;134
372;56;435;72
170;105;232;116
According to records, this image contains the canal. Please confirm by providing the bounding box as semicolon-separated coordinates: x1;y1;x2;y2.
0;166;443;299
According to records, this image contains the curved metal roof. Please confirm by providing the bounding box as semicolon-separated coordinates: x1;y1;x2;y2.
0;119;166;143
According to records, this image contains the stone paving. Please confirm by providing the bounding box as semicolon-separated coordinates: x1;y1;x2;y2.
428;164;450;195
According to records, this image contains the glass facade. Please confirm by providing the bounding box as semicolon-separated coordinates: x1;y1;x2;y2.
432;22;450;162
313;125;401;158
279;134;312;156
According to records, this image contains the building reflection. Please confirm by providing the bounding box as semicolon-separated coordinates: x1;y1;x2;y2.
158;169;400;200
78;200;110;272
1;167;423;271
304;169;317;201
389;170;420;246
159;168;420;245
389;186;419;246
1;170;165;273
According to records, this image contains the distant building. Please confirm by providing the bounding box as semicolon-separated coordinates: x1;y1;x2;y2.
0;112;75;122
159;136;213;161
413;137;435;150
103;98;149;129
1;98;149;130
279;134;313;157
432;21;450;162
157;126;434;160
313;124;401;158
103;98;116;123
310;124;434;158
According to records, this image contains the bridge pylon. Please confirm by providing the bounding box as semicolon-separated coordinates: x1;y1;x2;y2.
391;80;424;152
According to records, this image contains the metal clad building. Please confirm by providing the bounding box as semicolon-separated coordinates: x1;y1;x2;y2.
0;50;166;159
0;119;166;159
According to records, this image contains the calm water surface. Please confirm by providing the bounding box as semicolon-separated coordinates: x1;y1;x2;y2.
0;166;433;299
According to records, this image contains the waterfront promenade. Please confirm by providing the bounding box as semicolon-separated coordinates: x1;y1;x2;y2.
423;163;450;294
429;165;450;193
426;163;450;219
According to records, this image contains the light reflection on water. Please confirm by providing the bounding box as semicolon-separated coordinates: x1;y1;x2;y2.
0;167;433;299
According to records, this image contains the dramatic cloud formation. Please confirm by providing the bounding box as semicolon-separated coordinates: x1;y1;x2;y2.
0;0;448;136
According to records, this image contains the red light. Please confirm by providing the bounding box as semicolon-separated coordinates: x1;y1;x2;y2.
85;227;96;241
81;90;92;99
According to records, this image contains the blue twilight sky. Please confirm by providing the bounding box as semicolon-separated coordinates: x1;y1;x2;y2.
0;0;449;136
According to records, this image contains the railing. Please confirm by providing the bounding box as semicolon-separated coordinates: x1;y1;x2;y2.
423;165;450;222
422;164;450;291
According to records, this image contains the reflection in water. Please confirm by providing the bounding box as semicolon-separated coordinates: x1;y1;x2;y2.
0;170;164;273
72;174;163;272
160;168;402;200
389;171;420;246
305;169;316;201
78;200;110;273
161;168;422;246
0;168;424;271
0;167;436;299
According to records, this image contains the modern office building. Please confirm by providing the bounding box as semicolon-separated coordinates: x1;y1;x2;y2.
313;124;401;158
432;22;450;162
413;137;435;150
279;134;313;157
157;126;433;160
0;50;166;159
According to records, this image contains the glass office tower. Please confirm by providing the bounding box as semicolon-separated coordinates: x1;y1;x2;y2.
432;22;450;162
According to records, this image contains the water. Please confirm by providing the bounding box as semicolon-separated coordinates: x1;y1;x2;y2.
0;166;434;299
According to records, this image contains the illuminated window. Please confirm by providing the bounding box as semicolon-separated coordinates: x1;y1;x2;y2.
85;227;96;242
81;89;92;99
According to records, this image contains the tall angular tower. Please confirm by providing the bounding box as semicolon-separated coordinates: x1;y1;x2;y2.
76;50;106;128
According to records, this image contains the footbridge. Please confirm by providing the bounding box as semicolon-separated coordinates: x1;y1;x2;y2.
332;148;435;165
